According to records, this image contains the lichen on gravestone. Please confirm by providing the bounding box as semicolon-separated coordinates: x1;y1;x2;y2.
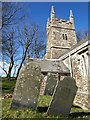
11;61;44;110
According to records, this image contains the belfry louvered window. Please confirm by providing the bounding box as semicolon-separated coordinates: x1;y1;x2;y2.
62;34;68;40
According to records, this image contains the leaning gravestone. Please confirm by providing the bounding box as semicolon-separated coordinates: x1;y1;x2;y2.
47;76;78;116
11;61;44;110
44;73;58;96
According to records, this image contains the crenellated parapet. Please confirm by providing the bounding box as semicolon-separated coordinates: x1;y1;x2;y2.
47;6;75;35
47;18;75;35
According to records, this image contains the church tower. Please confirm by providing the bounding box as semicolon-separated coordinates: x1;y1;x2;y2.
45;6;77;59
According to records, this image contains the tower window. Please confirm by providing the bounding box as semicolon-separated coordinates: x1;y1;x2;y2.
62;34;68;40
62;34;64;40
65;34;67;40
53;32;55;34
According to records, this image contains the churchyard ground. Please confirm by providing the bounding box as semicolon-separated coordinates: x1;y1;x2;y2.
1;77;90;120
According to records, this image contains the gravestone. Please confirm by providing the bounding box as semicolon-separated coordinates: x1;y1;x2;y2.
47;76;78;116
44;73;58;96
11;61;44;110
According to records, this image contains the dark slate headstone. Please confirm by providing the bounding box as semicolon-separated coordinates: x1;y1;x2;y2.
44;73;58;96
11;61;44;110
47;76;78;116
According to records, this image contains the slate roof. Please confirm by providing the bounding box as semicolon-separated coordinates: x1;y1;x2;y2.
58;38;89;59
67;38;89;52
33;59;70;74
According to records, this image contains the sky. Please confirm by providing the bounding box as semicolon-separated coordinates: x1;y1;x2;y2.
21;2;88;32
0;2;88;77
2;0;89;3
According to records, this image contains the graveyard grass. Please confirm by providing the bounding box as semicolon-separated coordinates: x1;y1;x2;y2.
1;77;90;119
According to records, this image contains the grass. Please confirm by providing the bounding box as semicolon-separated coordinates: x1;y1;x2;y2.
1;77;90;119
1;96;90;120
1;77;16;95
38;95;52;107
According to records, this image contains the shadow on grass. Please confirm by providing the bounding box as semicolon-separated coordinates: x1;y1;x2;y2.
37;106;48;112
69;112;90;118
69;105;90;118
37;105;90;118
72;105;82;108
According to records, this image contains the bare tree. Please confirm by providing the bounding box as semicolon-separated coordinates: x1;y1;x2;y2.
13;64;19;77
16;24;38;79
1;2;24;79
2;27;19;79
76;30;89;42
30;24;46;58
1;3;46;79
30;39;46;58
76;31;82;42
15;24;46;79
2;2;24;29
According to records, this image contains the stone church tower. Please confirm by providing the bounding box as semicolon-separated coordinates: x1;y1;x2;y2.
45;6;77;59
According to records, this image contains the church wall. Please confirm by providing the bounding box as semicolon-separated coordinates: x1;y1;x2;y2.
50;48;68;59
62;48;90;110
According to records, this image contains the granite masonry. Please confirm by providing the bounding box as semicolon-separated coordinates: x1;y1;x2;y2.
44;6;90;110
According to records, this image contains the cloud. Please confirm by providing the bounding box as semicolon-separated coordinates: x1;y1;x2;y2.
0;60;25;77
0;61;8;77
0;60;21;77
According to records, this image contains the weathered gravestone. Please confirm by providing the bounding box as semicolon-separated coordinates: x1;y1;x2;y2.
47;76;78;116
11;61;44;110
44;73;58;96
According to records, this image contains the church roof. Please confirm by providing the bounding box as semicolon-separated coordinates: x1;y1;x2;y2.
33;59;70;74
70;38;89;51
58;38;89;60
